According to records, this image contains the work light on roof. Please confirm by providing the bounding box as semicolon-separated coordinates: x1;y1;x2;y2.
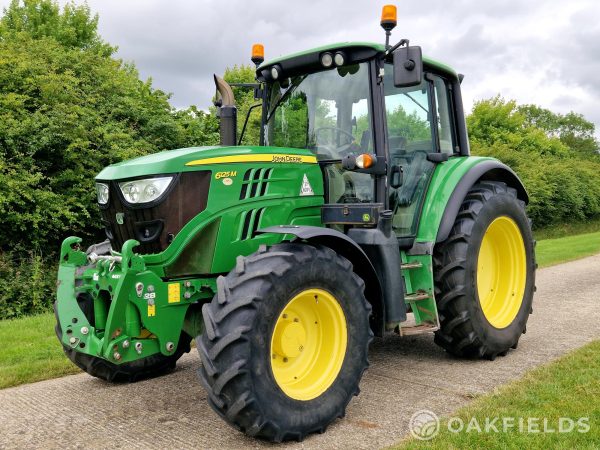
270;66;280;80
321;52;333;68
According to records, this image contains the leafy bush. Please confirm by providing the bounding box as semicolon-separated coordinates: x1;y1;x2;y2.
0;0;219;254
0;0;221;317
468;97;600;229
0;251;56;319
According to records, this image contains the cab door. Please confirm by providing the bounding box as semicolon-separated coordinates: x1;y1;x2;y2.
383;66;458;242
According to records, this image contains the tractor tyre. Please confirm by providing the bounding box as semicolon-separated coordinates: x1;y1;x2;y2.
54;302;191;382
197;243;372;442
433;181;535;360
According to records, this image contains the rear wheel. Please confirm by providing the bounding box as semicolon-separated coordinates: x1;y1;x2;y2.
197;243;372;442
433;181;535;359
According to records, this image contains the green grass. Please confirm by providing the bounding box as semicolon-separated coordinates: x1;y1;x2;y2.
0;313;80;389
536;231;600;268
395;340;600;449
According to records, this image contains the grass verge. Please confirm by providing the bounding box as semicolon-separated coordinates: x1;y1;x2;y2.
536;231;600;268
395;340;600;449
0;313;79;389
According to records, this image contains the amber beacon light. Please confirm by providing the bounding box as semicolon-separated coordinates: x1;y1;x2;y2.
251;43;265;66
380;5;397;30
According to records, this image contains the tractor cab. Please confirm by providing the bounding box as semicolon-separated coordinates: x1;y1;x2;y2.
219;36;469;248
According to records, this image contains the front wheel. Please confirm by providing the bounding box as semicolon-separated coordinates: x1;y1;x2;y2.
433;181;536;360
197;243;372;442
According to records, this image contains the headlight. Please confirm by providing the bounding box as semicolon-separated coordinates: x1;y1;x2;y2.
96;183;109;205
118;176;173;205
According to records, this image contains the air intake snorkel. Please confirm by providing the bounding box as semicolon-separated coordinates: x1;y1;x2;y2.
213;74;237;146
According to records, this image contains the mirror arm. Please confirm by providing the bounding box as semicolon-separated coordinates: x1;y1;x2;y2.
385;38;409;56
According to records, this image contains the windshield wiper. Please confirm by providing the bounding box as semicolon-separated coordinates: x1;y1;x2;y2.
266;76;306;120
404;92;428;114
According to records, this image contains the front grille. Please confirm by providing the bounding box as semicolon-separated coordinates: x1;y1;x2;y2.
99;171;211;254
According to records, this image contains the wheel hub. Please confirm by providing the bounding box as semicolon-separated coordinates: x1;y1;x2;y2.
477;216;527;329
273;320;306;358
270;288;347;401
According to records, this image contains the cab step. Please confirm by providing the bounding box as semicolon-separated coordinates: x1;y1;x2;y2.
398;323;439;336
401;261;423;270
404;291;430;302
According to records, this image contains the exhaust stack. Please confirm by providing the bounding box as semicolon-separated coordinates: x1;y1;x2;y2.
214;75;237;146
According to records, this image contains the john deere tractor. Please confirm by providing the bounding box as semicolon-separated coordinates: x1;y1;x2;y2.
55;5;535;442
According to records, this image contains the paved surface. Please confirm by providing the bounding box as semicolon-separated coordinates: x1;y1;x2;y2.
1;255;599;450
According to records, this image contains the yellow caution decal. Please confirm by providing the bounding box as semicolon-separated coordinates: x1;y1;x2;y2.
186;154;317;166
168;283;181;304
147;304;156;317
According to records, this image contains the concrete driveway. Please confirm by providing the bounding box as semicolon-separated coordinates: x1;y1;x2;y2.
1;254;599;449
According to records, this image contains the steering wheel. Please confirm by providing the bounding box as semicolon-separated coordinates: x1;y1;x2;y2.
315;127;355;148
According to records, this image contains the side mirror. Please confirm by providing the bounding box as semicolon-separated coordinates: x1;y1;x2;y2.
390;165;403;188
393;46;423;87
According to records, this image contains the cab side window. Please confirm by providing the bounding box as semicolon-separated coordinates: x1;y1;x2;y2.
432;76;456;154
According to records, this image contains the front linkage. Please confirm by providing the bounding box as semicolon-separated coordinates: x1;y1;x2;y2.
56;236;211;367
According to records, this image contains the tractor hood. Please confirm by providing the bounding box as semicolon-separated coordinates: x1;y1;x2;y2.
96;146;318;180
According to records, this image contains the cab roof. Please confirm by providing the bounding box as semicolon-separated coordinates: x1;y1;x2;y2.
258;41;458;80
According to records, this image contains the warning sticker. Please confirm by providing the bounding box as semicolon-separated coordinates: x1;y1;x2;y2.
168;283;180;303
147;304;156;317
299;174;314;196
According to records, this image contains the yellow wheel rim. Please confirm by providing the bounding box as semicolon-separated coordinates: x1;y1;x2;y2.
477;216;527;329
270;288;347;401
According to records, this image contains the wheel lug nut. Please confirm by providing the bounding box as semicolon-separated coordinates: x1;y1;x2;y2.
80;326;89;335
293;318;299;322
283;357;288;363
113;352;121;360
282;314;288;319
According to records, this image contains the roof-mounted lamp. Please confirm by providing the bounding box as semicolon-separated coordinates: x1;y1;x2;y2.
380;5;397;48
251;43;264;67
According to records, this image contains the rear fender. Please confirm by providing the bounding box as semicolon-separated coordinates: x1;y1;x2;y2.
436;160;528;243
415;157;528;244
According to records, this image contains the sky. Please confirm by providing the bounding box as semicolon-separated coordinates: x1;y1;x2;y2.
3;0;600;132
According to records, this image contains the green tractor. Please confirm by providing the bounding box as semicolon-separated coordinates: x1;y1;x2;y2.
55;5;535;442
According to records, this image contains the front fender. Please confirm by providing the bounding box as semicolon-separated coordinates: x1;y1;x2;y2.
258;225;385;336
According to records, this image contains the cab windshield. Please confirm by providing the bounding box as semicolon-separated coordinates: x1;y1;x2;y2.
264;62;373;161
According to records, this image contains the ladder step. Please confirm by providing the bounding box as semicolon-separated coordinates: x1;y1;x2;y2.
399;324;439;336
405;292;430;302
401;261;423;270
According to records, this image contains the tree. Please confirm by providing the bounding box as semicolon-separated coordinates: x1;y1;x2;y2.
468;97;600;228
0;0;216;252
518;104;599;157
0;0;113;55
